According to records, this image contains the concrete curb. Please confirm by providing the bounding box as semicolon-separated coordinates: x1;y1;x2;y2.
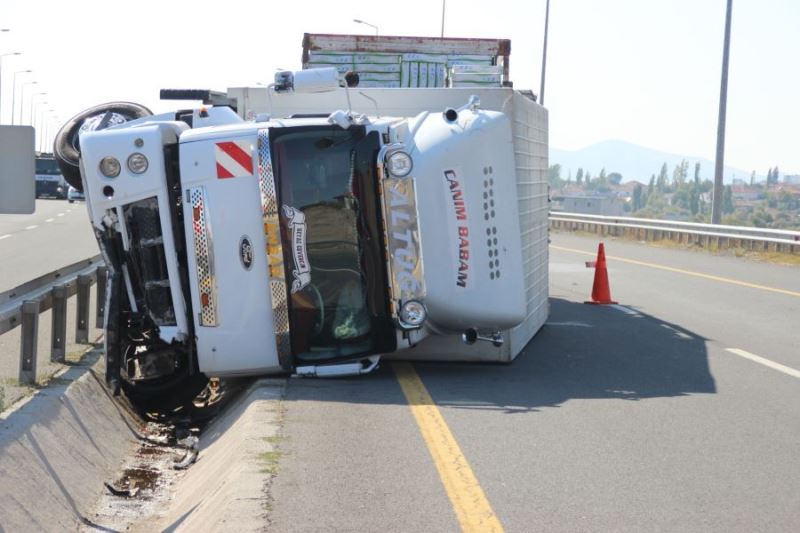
153;378;285;532
83;378;287;532
0;351;140;532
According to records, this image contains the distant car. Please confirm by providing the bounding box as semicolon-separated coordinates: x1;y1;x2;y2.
67;186;85;203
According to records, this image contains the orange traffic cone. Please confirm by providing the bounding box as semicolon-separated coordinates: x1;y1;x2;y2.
585;242;617;305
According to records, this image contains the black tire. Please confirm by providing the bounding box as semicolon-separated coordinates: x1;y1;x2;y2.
121;369;210;412
53;102;153;190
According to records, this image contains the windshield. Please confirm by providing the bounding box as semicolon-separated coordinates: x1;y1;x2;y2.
35;157;62;175
271;126;396;362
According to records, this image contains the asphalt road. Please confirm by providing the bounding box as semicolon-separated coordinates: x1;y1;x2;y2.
0;199;101;408
0;198;98;292
267;232;800;532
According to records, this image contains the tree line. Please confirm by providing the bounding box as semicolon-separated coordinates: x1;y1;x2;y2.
549;160;797;228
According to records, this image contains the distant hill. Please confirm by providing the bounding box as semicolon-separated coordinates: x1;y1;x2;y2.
550;140;756;184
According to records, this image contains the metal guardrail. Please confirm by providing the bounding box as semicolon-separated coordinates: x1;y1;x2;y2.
0;255;106;385
550;212;800;254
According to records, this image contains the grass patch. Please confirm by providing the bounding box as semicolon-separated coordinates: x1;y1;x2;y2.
260;450;283;475
746;250;800;266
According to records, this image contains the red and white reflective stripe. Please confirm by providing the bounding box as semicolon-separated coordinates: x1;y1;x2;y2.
215;140;254;179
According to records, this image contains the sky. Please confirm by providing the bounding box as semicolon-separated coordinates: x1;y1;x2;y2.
0;0;797;175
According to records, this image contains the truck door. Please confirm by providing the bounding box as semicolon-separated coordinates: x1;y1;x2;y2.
179;130;284;376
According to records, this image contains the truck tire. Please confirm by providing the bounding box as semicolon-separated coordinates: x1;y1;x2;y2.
121;371;210;412
53;102;153;191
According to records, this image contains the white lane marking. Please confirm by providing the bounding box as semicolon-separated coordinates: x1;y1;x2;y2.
66;209;71;213
45;218;55;223
546;321;593;328
726;348;800;379
0;234;10;241
611;304;641;316
57;213;65;217
24;225;38;230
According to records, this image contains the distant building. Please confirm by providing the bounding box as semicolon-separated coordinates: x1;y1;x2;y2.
784;174;800;185
610;180;646;200
551;195;625;216
732;186;761;201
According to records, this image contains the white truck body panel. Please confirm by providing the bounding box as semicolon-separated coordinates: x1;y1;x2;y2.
404;109;526;331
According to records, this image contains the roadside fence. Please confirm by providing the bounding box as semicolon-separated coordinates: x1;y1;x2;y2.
550;212;800;255
0;255;106;386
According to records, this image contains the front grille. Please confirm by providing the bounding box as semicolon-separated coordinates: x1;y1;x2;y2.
122;197;177;326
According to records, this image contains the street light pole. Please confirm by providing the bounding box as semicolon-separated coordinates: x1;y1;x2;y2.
711;0;733;224
11;69;32;125
16;79;35;125
31;99;47;151
540;0;550;106
441;0;446;38
29;93;46;127
42;110;57;154
353;19;378;36
47;114;60;154
37;108;52;152
0;52;21;124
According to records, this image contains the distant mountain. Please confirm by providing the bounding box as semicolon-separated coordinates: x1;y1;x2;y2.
550;140;755;184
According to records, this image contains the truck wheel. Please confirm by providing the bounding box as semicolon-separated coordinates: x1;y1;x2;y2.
121;369;210;412
53;102;153;191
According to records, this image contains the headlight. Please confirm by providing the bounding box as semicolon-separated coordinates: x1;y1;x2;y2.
127;153;149;174
399;300;427;328
386;150;413;178
99;157;121;178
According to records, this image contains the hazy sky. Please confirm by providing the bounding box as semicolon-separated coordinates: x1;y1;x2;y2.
0;0;796;175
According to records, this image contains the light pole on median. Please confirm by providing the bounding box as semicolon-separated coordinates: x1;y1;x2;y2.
47;114;60;154
0;51;21;124
17;79;36;125
39;109;55;153
353;19;378;36
38;109;52;152
31;99;47;151
29;93;46;127
11;69;32;125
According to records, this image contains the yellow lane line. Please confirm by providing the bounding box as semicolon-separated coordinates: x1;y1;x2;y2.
393;362;504;533
551;245;800;298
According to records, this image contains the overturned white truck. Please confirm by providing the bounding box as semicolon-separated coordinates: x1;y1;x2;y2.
53;35;549;402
